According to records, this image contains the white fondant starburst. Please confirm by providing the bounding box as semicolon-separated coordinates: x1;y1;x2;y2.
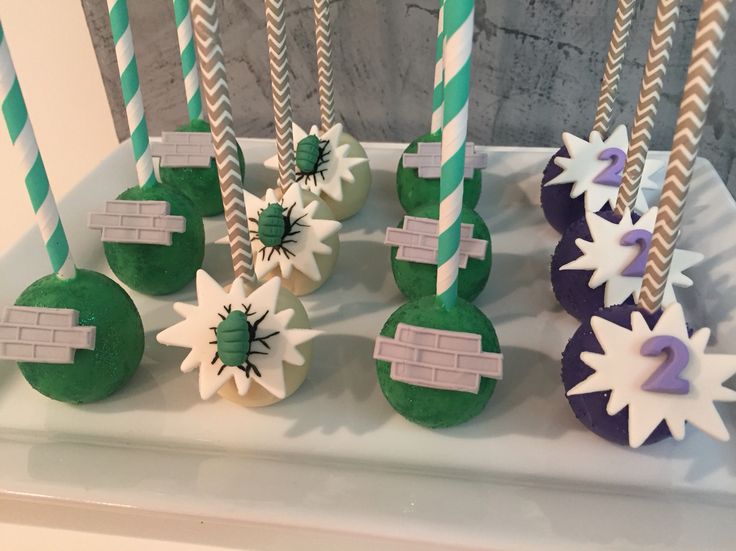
560;208;704;307
546;125;663;214
156;270;319;400
568;303;736;448
217;185;341;281
264;122;368;202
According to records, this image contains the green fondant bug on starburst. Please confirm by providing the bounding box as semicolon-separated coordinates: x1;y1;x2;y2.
252;201;309;261
210;303;279;379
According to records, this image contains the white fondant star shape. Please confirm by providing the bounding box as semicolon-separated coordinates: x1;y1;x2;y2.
156;270;319;400
560;208;704;307
217;185;341;282
264;122;368;202
546;125;663;214
567;303;736;448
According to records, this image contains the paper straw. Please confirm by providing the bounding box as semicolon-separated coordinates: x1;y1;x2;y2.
615;0;681;216
592;0;637;136
313;0;336;132
191;0;256;284
107;0;156;189
173;0;204;122
639;0;731;313
436;0;473;310
265;0;295;195
0;23;76;280
430;0;445;134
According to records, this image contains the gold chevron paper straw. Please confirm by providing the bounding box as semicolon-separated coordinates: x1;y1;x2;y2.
615;0;682;216
592;0;637;136
264;0;295;195
639;0;731;313
312;0;336;132
190;0;255;284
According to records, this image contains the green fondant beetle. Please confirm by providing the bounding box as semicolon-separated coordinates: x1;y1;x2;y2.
216;310;250;366
296;135;321;173
258;203;286;247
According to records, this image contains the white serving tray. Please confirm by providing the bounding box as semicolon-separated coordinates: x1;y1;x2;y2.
1;139;735;550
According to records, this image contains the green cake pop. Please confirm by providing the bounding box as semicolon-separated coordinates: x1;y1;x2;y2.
159;119;246;217
95;0;204;296
0;24;143;403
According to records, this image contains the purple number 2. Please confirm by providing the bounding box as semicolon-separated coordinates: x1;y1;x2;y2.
619;229;652;277
593;147;626;187
640;335;690;395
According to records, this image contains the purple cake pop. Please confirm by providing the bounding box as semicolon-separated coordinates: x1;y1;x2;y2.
551;210;635;320
561;304;671;447
540;146;588;234
550;208;702;321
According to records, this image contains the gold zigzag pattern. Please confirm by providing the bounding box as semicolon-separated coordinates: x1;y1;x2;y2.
639;0;730;312
593;0;637;135
191;0;255;283
616;0;680;214
313;0;336;131
265;0;295;193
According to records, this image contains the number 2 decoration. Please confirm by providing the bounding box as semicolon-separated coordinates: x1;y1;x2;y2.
593;147;626;187
640;335;690;395
619;228;652;277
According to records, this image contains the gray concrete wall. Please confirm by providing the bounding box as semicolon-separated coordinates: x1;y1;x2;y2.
82;0;736;194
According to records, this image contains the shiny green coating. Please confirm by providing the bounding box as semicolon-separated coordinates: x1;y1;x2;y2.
216;310;250;366
396;130;481;212
258;203;286;247
296;135;321;173
376;295;499;428
391;203;491;301
14;269;144;404
159;119;246;217
103;184;204;296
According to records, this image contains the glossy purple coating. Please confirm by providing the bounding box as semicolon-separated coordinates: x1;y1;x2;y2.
550;210;638;321
640;335;691;395
620;228;652;277
561;304;672;447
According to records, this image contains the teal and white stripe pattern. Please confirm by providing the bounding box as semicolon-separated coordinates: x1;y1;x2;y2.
437;0;474;309
108;0;156;189
0;23;76;279
173;0;204;122
431;0;445;133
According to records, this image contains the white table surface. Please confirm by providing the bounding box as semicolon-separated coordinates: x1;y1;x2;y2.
1;139;735;550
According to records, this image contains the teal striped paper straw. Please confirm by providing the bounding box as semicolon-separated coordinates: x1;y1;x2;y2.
173;0;204;122
108;0;157;189
0;23;76;279
430;0;445;133
437;0;474;309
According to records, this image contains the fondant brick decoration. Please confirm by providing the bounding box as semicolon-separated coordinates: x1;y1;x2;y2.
373;323;503;393
150;131;215;167
88;200;186;245
385;216;487;268
0;306;95;363
402;142;487;179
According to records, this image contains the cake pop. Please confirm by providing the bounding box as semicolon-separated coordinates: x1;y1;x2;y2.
396;0;485;212
265;0;371;220
89;0;204;296
155;0;245;217
0;24;143;404
540;0;650;234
